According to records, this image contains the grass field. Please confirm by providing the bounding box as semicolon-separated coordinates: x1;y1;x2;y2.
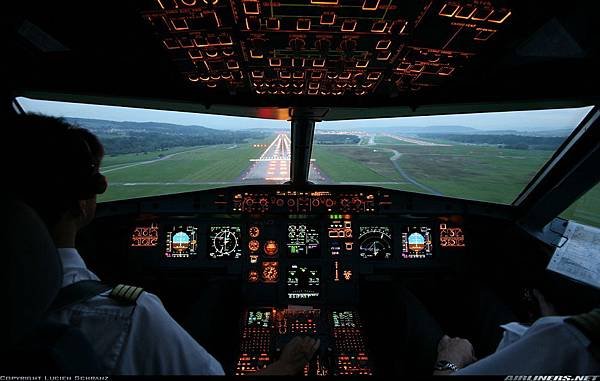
98;138;270;202
313;143;551;203
101;147;197;170
559;184;600;228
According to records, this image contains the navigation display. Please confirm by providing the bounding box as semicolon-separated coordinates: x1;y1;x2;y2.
358;226;392;260
165;225;198;258
401;226;433;259
287;264;320;301
287;224;320;257
209;226;242;259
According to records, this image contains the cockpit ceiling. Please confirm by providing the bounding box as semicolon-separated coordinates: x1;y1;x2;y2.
141;0;512;97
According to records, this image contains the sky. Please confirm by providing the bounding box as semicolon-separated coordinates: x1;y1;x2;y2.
17;97;592;132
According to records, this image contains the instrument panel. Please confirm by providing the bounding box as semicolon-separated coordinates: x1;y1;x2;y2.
129;212;466;305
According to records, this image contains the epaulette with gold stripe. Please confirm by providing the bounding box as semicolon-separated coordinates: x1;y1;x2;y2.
109;284;144;305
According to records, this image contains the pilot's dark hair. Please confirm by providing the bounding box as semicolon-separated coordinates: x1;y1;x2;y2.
6;113;106;227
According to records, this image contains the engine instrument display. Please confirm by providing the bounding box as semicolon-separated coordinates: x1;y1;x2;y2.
165;225;198;258
287;265;320;301
209;226;242;259
287;224;320;257
328;215;354;256
440;224;466;248
358;226;392;260
401;226;433;258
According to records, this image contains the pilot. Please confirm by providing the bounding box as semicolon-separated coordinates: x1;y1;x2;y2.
434;290;599;375
6;113;319;375
380;283;599;375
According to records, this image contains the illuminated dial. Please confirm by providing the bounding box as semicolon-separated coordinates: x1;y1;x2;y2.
249;226;260;238
248;239;260;252
358;226;392;260
264;240;279;256
209;226;242;259
248;270;259;283
262;262;279;283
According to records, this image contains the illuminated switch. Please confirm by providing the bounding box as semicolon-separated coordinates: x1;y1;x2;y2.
312;59;326;68
320;12;336;25
292;58;305;67
269;58;282;67
243;0;260;15
266;18;280;30
471;8;494;21
245;17;260;31
371;20;387;33
162;38;179;49
178;37;195;48
297;19;311;31
250;49;263;59
474;28;496;41
367;71;381;81
375;39;391;50
341;19;357;32
409;64;424;72
311;71;323;79
279;71;291;79
170;18;189;31
355;60;369;68
194;37;209;48
487;9;511;24
437;66;454;76
188;49;203;60
345;242;353;251
311;0;338;4
455;6;476;19
376;51;391;61
362;0;380;11
219;35;233;45
439;3;460;17
292;71;305;79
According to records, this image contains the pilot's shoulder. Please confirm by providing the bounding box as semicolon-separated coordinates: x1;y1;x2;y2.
108;284;145;305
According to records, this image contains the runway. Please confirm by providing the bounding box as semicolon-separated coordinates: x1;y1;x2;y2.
241;133;327;182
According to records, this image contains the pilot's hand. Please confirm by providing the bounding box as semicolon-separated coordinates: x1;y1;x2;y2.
255;336;320;376
532;289;557;317
279;336;320;374
435;335;476;372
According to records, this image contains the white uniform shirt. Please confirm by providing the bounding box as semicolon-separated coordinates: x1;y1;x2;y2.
47;248;225;375
456;316;600;375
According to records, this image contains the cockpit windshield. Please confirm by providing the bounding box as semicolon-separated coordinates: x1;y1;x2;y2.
18;97;290;202
309;107;593;204
18;97;592;205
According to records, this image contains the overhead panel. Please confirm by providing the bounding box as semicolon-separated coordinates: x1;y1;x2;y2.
141;0;512;97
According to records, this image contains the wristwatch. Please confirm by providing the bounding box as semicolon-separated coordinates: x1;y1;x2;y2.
434;360;460;372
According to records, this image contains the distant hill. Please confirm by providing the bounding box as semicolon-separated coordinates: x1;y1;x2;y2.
66;117;269;155
356;124;572;137
67;118;218;135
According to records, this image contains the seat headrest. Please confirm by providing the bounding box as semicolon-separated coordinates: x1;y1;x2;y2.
2;199;62;346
